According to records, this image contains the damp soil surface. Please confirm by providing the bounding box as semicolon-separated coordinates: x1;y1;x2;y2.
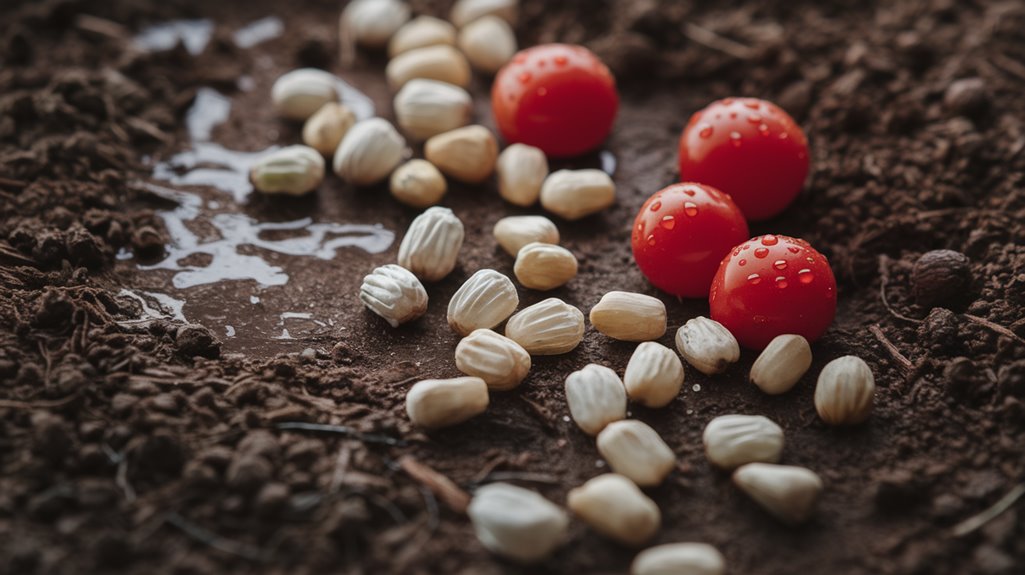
2;0;1025;574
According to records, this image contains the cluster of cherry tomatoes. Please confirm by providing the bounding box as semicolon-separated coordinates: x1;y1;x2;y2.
491;44;836;350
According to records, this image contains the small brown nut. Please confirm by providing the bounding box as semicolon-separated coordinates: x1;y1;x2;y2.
911;249;970;307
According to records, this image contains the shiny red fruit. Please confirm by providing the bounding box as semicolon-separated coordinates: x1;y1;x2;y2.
678;98;809;221
710;234;836;350
492;44;618;157
632;183;749;298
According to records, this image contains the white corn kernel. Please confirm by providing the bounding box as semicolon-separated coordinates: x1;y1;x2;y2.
389;159;447;208
749;334;812;395
539;169;615;221
564;364;627;436
513;242;577;291
450;0;519;27
496;143;549;207
732;463;823;525
458;16;517;74
675;316;740;376
341;0;410;48
815;355;875;425
589;291;667;342
702;414;784;470
493;215;559;257
249;145;325;196
631;543;726;575
393;79;472;141
332;118;407;186
389;16;456;58
397;206;464;282
467;483;569;563
447;269;519;336
271;68;339;121
504;298;584;355
597;420;676;487
424;125;498;184
567;474;660;547
406;376;489;429
624;342;684;408
302;103;356;156
455;329;531;391
359;264;428;328
386;44;472;91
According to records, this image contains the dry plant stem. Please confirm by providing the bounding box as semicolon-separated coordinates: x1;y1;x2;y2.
399;455;471;514
683;23;754;60
274;421;406;446
869;324;913;373
963;314;1025;347
952;482;1025;537
878;255;922;324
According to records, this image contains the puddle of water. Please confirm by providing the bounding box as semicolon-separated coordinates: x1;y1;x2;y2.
134;19;214;55
233;16;285;49
140;182;392;289
118;288;188;324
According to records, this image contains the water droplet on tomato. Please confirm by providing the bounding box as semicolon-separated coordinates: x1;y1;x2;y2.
730;132;742;147
776;276;789;288
649;200;662;211
517;72;532;83
698;124;714;138
660;215;675;229
779;132;790;140
754;248;769;258
723;98;735;105
684;202;698;217
730;112;738;119
773;259;788;270
798;269;814;283
761;235;779;246
684;188;696;196
747;273;761;285
554;55;568;66
537;87;548;97
646;234;656;246
742;244;751;250
758;123;770;135
806;257;815;264
514;54;528;64
744;100;760;110
738;259;747;266
537;59;546;67
787;246;800;254
748;113;762;124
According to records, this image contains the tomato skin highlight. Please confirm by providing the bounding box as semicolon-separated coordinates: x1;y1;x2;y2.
678;98;809;221
491;44;619;157
709;234;837;350
631;183;749;298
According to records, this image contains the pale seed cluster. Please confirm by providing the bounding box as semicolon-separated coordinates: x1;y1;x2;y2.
262;0;880;568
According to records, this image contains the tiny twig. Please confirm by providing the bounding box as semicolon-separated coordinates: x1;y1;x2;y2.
329;443;352;494
398;455;470;514
683;23;754;60
116;453;136;503
952;482;1025;537
274;421;406;447
0;395;78;410
869;324;914;373
963;314;1025;347
417;485;440;532
166;513;268;562
482;471;561;485
878;255;921;324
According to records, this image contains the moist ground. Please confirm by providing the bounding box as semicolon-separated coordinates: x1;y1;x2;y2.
1;0;1024;574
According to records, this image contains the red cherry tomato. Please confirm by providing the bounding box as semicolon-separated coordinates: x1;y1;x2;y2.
709;234;836;350
492;44;618;157
678;98;809;221
631;183;749;298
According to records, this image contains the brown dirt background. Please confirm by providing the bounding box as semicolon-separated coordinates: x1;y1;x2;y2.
2;0;1025;573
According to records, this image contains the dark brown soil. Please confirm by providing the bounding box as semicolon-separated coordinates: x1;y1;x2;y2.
2;0;1025;574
